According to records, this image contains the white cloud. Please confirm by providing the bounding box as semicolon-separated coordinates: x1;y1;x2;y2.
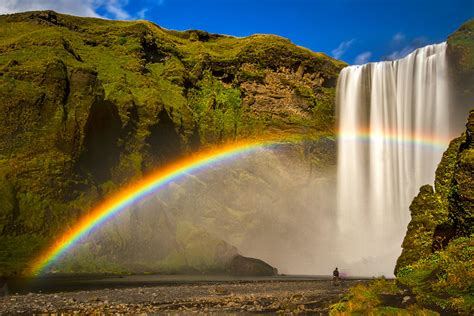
136;8;148;19
104;0;130;19
391;32;406;45
0;0;100;17
385;33;429;61
331;39;355;59
354;51;372;64
386;47;414;60
0;0;161;20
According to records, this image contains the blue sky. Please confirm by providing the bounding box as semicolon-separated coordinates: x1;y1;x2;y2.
1;0;473;64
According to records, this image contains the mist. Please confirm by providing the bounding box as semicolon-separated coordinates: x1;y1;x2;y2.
54;143;366;276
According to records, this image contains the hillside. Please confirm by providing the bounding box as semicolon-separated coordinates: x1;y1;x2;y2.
0;11;344;276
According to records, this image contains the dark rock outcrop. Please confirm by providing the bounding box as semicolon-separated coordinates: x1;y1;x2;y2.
229;255;277;276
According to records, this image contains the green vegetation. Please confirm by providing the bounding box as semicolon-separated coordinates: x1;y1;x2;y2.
395;137;463;272
330;278;437;315
448;19;474;75
188;70;244;142
397;236;473;314
0;10;343;276
395;110;474;314
447;19;474;105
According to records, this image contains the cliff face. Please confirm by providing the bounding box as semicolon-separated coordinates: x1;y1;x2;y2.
447;19;474;123
0;11;344;276
395;110;473;314
448;19;474;97
393;20;474;315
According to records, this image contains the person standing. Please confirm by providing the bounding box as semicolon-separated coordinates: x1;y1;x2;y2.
332;267;340;286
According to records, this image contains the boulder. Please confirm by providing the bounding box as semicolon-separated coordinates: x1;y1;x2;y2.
229;255;277;276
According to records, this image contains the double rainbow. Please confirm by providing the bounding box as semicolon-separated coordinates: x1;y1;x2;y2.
30;130;452;275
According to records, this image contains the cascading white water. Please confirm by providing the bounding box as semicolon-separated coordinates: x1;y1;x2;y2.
336;43;453;276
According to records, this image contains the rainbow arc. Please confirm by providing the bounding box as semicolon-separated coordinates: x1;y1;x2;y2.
30;131;452;275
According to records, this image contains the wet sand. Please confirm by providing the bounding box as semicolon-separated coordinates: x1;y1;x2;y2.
0;276;365;314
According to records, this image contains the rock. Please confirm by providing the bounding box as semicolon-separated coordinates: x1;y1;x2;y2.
213;286;230;296
228;255;278;276
401;295;412;304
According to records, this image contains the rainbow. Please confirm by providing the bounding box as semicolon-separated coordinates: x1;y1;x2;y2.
338;128;452;150
30;129;452;275
30;139;286;275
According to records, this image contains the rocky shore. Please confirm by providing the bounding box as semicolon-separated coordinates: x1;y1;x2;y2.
0;280;363;314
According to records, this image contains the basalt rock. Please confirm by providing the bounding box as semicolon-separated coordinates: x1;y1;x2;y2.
229;255;278;276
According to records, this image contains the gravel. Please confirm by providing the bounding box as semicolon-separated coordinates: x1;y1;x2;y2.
0;280;364;314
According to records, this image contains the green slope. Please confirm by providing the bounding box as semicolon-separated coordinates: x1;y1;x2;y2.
0;10;344;276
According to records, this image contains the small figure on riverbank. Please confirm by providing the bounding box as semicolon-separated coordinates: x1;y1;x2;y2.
332;267;340;286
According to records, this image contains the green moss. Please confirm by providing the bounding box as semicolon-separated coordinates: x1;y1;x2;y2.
397;236;473;314
395;110;474;314
0;176;17;233
0;235;46;277
395;184;447;273
0;10;345;276
329;278;438;315
434;136;464;202
188;71;243;143
448;19;474;74
396;115;473;274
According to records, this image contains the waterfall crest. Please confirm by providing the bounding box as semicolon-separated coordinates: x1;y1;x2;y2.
336;43;453;276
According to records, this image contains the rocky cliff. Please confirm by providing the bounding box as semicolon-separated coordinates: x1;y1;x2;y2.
0;11;344;276
393;20;474;315
394;110;473;314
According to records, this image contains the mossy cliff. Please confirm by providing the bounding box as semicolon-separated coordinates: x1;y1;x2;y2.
448;19;474;105
394;110;473;314
0;11;344;276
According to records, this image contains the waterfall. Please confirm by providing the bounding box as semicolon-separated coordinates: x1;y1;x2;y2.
336;43;453;276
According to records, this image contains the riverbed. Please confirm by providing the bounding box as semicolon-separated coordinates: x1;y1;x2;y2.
0;275;365;314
